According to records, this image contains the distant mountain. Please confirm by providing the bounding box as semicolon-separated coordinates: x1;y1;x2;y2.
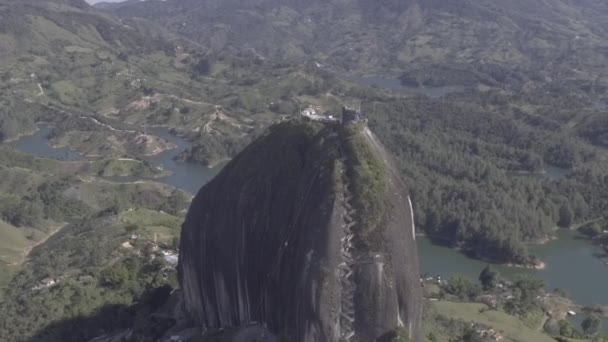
0;0;173;65
5;0;90;9
93;0;137;10
102;0;608;87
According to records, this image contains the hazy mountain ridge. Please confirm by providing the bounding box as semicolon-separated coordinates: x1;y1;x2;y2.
103;0;608;86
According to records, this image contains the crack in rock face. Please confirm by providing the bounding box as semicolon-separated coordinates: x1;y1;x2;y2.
178;121;423;341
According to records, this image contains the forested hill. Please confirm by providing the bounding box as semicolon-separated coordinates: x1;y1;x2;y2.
102;0;608;87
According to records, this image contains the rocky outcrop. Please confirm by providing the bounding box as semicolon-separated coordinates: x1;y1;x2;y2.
178;120;422;341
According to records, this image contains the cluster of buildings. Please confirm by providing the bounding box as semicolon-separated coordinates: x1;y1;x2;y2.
32;278;58;291
32;274;89;292
300;105;337;122
300;105;367;124
470;323;504;341
421;274;448;287
123;233;179;266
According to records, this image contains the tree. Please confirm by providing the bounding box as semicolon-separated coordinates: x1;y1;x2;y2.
558;319;574;337
25;231;38;242
100;262;130;289
192;58;210;76
445;275;480;301
142;86;154;96
461;327;484;342
505;278;545;316
581;223;603;237
125;224;139;234
582;316;601;337
117;52;129;61
558;204;573;228
479;265;499;290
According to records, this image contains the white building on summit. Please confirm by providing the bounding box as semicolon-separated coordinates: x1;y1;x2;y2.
300;105;338;122
300;104;369;125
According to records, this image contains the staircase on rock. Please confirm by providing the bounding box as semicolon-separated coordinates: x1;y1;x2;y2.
338;152;357;342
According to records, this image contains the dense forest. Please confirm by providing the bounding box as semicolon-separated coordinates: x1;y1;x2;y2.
4;45;608;266
355;84;608;264
173;60;608;265
0;147;189;341
0;212;181;341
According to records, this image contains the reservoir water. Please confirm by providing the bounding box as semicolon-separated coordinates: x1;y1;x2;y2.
7;124;608;325
8;124;220;195
10;125;85;162
146;127;222;194
419;229;608;307
345;75;608;303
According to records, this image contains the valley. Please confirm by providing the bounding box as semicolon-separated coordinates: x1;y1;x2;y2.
1;0;608;341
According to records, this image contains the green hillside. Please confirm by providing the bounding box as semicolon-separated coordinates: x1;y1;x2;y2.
0;145;189;340
0;0;343;165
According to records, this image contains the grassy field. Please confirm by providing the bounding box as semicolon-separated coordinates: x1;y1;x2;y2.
0;147;166;179
0;221;36;265
431;300;596;342
119;208;182;244
432;300;555;342
0;220;56;301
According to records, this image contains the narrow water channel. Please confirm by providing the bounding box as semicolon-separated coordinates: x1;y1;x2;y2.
146;127;222;194
9;124;221;195
10;125;85;161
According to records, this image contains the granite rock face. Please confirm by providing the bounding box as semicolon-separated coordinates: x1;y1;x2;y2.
178;121;422;341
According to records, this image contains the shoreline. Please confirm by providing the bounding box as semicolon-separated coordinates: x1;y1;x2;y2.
205;158;230;169
505;261;546;270
49;138;178;158
422;233;547;269
527;235;557;245
4;126;40;143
